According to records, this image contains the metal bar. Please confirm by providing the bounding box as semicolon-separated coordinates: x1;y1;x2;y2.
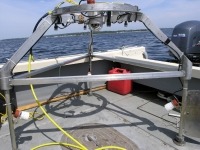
88;31;93;73
5;90;17;150
11;71;185;86
168;113;180;118
94;54;179;71
174;79;188;145
88;30;93;95
53;3;139;15
182;55;192;80
94;54;123;62
136;12;184;60
134;11;192;146
14;54;88;79
0;15;55;73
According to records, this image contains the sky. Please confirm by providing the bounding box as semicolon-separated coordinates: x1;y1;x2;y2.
0;0;199;40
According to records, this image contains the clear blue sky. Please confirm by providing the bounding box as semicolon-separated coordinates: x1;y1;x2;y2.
0;0;199;40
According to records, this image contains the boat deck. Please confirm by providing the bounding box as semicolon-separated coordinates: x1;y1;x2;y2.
0;86;200;150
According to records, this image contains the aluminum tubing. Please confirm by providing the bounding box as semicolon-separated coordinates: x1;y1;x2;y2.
11;71;185;86
5;90;17;150
14;54;88;79
53;3;139;15
177;80;188;144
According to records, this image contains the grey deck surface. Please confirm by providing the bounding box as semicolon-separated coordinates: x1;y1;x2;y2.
0;89;200;150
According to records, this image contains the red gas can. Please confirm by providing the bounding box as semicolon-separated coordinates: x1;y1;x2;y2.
107;68;132;95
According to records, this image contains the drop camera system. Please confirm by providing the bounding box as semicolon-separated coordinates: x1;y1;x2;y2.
0;1;193;149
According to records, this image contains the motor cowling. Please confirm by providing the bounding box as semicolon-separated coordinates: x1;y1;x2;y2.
171;21;200;64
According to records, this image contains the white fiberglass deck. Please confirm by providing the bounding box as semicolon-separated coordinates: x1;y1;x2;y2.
0;88;200;150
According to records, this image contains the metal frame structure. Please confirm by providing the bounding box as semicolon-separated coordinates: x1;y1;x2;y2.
0;3;192;150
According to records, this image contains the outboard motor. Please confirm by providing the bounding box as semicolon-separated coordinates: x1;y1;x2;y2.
171;21;200;65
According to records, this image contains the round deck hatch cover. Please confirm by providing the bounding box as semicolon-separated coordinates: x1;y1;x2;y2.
60;123;139;150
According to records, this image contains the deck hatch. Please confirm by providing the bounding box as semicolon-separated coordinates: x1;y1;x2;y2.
60;123;139;150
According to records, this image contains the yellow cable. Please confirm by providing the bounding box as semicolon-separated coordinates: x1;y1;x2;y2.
28;54;126;150
95;146;126;150
0;93;8;124
28;54;87;150
55;1;65;9
66;0;78;5
0;86;43;122
0;93;5;100
31;142;83;150
28;0;127;147
30;84;87;150
29;112;44;121
32;143;126;150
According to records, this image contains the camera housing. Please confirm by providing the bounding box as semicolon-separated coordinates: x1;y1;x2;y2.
88;15;104;31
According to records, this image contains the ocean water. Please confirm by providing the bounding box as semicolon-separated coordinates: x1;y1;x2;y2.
0;28;174;64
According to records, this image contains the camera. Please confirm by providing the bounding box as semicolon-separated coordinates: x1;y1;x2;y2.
88;17;103;31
